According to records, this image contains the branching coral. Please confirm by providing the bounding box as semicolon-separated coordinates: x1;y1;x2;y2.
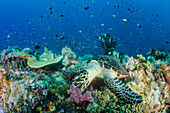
98;33;117;55
62;46;77;67
125;57;136;71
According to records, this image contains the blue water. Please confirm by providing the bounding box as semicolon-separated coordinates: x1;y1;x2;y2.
0;0;170;57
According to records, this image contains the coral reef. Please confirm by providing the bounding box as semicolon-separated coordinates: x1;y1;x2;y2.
0;68;11;110
126;54;170;112
0;46;169;112
86;89;153;113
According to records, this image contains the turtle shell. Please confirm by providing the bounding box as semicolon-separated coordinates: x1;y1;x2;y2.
90;55;128;76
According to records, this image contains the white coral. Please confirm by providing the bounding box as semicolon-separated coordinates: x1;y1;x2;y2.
62;46;76;66
149;87;161;110
8;80;25;105
62;46;76;59
125;57;135;71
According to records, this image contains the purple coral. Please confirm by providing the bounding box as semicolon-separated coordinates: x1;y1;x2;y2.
67;85;94;104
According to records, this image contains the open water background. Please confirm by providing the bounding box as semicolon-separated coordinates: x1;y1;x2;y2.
0;0;170;57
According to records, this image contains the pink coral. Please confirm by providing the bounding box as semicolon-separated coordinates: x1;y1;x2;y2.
67;85;94;104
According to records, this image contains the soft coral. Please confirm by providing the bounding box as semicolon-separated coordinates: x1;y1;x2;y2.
67;85;94;104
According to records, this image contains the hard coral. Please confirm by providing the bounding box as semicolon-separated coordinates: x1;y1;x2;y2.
125;57;135;71
128;64;169;112
27;49;63;70
8;80;25;105
0;47;29;63
86;89;153;113
62;46;77;67
62;46;76;59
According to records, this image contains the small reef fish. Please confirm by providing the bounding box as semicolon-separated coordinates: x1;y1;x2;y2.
34;45;40;50
60;14;64;17
84;6;89;10
150;48;159;56
20;56;29;69
59;36;65;40
69;59;79;64
50;6;52;10
166;41;169;44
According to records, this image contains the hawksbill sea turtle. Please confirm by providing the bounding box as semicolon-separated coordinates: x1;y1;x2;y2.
64;55;143;104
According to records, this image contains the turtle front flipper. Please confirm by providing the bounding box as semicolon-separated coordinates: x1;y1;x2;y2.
72;60;102;91
104;69;143;104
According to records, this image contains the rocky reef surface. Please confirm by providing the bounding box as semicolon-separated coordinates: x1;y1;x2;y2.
0;46;169;112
